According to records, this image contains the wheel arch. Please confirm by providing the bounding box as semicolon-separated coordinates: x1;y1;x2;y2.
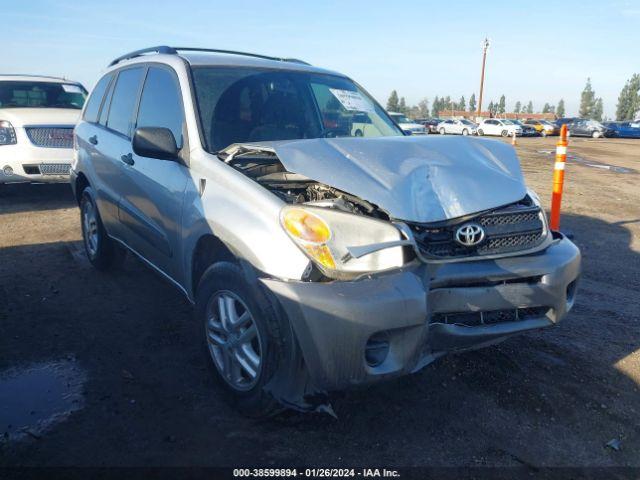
74;172;90;205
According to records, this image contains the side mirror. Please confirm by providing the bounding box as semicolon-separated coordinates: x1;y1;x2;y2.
132;127;179;161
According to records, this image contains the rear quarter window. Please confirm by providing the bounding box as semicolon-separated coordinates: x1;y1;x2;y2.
83;74;112;124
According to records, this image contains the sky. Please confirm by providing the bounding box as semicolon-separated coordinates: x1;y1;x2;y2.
4;0;639;118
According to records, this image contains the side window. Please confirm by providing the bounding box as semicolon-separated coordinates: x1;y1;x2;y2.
98;79;115;126
83;73;112;123
106;67;145;137
135;67;184;148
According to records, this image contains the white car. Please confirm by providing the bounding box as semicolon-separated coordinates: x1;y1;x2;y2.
437;119;477;136
0;75;87;184
477;118;522;137
388;112;427;135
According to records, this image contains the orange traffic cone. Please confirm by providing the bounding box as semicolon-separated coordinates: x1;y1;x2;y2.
511;130;517;146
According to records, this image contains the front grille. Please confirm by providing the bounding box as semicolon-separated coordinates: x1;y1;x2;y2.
409;197;546;259
25;127;74;148
431;306;550;327
39;163;71;175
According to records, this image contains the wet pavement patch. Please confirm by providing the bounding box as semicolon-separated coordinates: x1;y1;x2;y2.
536;150;636;174
0;359;86;442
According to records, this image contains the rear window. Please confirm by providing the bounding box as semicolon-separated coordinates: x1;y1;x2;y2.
0;81;86;109
106;68;144;137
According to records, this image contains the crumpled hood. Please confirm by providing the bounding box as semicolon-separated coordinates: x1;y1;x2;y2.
255;136;527;223
0;108;80;127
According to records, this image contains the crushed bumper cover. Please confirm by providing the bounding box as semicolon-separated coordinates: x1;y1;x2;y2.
261;234;580;393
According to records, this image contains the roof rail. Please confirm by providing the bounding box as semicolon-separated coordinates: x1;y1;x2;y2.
107;46;310;67
108;46;177;67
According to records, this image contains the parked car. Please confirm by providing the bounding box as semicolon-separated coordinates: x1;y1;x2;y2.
72;46;580;416
0;75;87;184
554;117;577;130
510;120;538;137
417;118;442;134
437;118;477;136
388;112;427;135
477;118;522;137
568;119;614;138
603;121;640;138
523;119;558;137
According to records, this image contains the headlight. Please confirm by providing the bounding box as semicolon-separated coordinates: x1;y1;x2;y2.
280;206;406;278
0;121;17;146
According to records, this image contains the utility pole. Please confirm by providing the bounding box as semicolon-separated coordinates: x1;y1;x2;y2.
477;37;490;120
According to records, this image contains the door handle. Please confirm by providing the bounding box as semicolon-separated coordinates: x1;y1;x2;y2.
89;135;98;145
120;153;135;166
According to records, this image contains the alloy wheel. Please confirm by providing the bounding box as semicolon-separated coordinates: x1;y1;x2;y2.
82;200;99;257
205;291;263;391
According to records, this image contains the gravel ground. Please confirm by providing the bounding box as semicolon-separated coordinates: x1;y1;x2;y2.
0;136;638;469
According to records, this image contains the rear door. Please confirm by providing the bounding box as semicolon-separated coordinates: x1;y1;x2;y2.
116;65;190;281
96;66;146;239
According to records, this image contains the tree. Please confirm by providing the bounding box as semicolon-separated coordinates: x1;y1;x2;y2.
469;93;476;112
542;103;551;113
432;96;440;117
514;101;521;114
417;98;429;118
458;96;466;111
526;101;534;114
487;101;495;116
498;95;506;114
398;97;407;114
593;98;603;121
616;74;640;121
386;90;399;112
557;99;566;117
579;78;596;118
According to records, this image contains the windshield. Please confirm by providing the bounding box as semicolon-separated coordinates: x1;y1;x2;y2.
502;120;515;125
460;119;475;125
192;67;403;152
390;114;411;124
0;81;86;109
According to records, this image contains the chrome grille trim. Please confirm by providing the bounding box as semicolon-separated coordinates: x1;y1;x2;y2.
25;127;74;148
39;163;71;175
407;198;547;260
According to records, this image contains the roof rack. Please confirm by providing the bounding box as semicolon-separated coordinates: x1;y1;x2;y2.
108;46;310;67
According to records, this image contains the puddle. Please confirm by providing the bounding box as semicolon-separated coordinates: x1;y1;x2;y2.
0;359;86;442
536;150;636;174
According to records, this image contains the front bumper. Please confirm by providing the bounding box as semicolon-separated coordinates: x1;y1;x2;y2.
0;129;73;184
262;234;580;392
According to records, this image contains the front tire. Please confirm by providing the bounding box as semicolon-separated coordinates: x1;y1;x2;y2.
541;130;547;137
592;131;601;138
501;130;508;137
439;127;446;135
196;262;284;417
462;129;469;136
477;129;484;136
80;187;126;271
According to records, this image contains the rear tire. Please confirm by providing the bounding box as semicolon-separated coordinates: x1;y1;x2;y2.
439;127;446;135
592;131;601;138
541;130;547;137
501;130;508;137
477;129;484;136
462;129;469;136
80;187;126;271
196;261;285;417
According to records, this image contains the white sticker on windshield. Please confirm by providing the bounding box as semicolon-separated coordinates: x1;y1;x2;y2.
62;84;83;94
329;88;374;112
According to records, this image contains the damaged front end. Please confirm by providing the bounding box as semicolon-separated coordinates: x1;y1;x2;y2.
218;136;580;413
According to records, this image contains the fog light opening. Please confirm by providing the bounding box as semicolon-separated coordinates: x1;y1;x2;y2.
2;165;13;176
365;333;390;368
566;280;578;309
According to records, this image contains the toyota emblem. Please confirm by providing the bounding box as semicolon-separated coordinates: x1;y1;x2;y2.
455;223;485;247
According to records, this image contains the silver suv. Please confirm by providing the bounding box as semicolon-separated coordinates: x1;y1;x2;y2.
71;46;581;416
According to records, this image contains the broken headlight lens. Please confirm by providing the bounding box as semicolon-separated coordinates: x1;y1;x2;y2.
280;206;405;278
0;121;17;146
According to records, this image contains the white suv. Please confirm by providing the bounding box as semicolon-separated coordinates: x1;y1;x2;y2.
0;75;87;183
477;118;522;137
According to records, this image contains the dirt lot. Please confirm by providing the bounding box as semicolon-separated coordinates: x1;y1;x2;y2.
0;137;639;469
